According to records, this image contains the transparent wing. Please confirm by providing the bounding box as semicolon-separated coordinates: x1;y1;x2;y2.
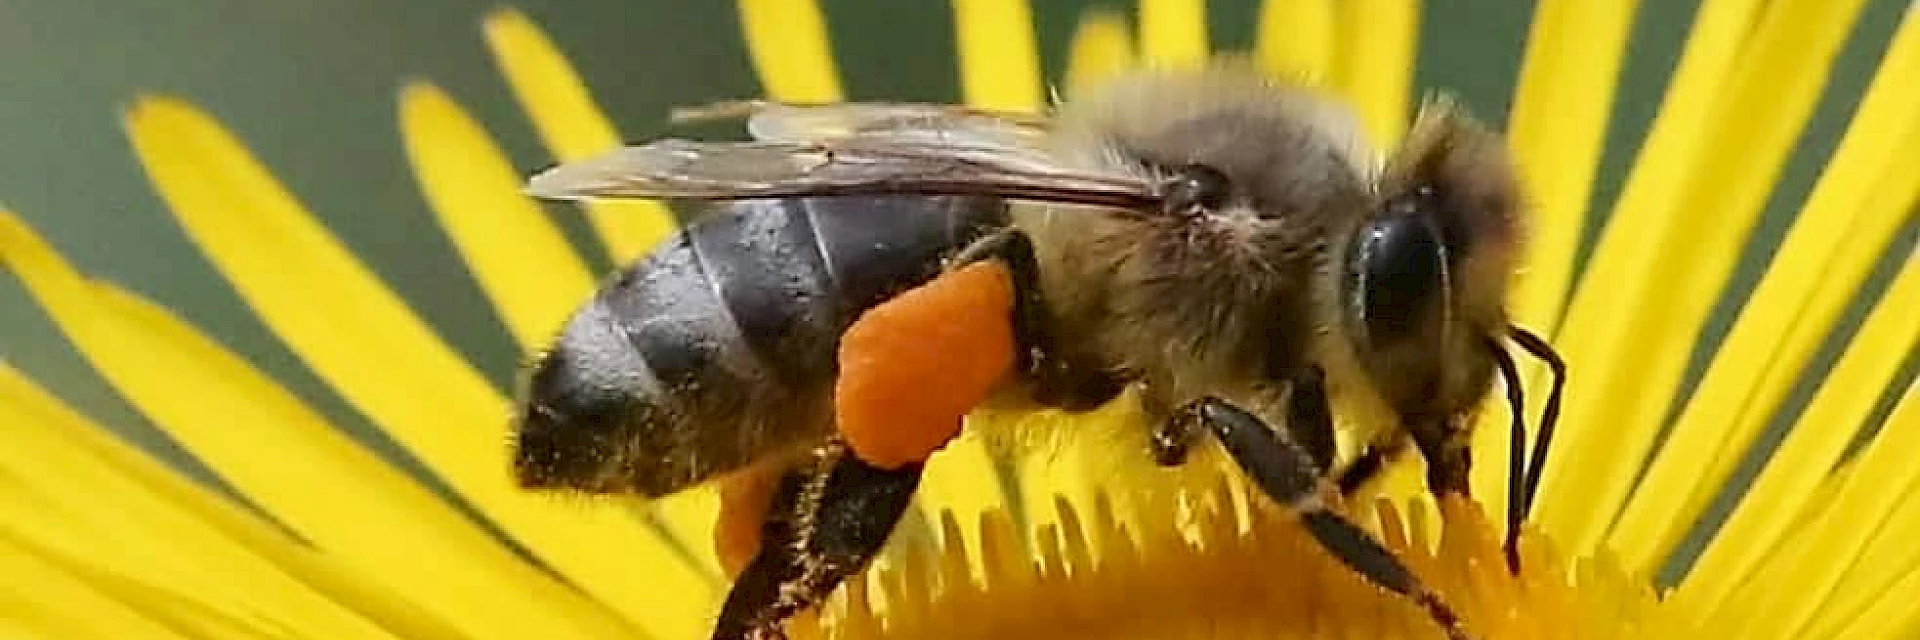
525;137;1160;211
672;100;1052;150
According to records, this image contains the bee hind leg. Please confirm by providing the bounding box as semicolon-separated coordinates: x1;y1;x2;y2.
1173;391;1475;640
950;228;1126;412
711;439;923;640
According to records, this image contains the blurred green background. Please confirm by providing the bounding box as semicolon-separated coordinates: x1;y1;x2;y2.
0;0;1913;585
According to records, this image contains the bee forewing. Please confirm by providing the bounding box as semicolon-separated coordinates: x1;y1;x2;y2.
744;102;1049;147
525;138;1161;210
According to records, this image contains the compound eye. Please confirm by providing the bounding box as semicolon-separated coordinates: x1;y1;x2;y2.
1353;192;1447;344
1162;163;1231;217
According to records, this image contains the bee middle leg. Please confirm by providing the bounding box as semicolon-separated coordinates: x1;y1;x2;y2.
1148;367;1337;471
711;438;923;640
1171;391;1475;640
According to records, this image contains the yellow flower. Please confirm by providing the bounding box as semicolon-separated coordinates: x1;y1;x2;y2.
0;2;1915;640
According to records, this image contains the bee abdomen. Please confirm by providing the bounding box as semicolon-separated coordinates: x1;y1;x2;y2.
515;195;1007;497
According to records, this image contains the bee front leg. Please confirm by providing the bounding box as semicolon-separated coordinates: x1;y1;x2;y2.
712;439;923;640
1409;419;1473;499
1334;436;1409;496
1142;381;1197;466
1173;393;1474;640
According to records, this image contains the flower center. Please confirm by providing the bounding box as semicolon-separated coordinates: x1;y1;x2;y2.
788;471;1691;640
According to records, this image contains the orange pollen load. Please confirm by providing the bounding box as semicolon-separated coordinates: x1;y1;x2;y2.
834;260;1017;470
712;460;789;578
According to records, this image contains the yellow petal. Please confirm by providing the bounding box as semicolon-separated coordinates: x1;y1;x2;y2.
5;521;307;640
1789;459;1853;534
1503;0;1643;332
905;379;1018;558
917;432;1015;557
1698;367;1920;639
1678;251;1920;617
1827;564;1920;640
1607;8;1920;574
399;81;595;349
1467;373;1520;530
0;505;312;640
735;0;843;102
1331;0;1418;146
0;394;254;640
1539;0;1869;554
0;212;642;640
1063;9;1136;97
1137;0;1207;67
481;8;676;264
0;538;188;640
478;8;617;160
121;98;717;638
0;363;465;640
1808;460;1920;639
952;0;1043;111
985;390;1158;555
1533;0;1771;542
1254;0;1334;83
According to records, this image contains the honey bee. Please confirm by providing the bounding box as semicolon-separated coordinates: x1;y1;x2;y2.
515;62;1564;640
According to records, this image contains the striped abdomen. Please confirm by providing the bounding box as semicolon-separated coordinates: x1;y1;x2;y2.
513;195;1007;496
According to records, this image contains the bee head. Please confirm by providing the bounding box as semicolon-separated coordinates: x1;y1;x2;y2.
1343;97;1527;422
